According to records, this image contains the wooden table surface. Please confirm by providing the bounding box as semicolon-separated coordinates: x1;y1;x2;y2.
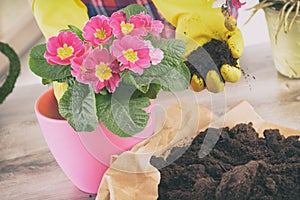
0;43;299;199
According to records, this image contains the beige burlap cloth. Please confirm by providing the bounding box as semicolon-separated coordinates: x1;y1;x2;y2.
96;100;299;200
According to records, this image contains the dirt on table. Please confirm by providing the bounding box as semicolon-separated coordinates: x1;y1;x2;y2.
151;123;300;200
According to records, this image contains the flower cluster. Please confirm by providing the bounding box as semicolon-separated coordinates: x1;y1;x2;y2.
44;11;164;93
29;4;190;135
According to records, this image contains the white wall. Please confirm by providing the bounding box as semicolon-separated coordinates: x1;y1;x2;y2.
238;0;270;46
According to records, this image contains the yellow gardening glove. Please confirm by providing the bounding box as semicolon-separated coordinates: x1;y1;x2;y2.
31;0;89;101
152;0;244;93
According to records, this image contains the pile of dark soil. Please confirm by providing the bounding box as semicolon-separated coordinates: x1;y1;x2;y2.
151;123;300;200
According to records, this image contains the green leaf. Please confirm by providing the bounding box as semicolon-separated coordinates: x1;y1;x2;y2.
122;39;190;92
42;78;52;85
132;83;161;99
68;25;84;41
59;82;99;132
152;38;186;59
120;4;148;21
29;44;72;81
96;84;151;137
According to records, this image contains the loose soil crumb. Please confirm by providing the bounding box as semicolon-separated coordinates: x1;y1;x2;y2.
151;123;300;200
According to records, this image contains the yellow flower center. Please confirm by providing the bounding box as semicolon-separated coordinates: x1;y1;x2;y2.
94;29;107;39
120;21;134;34
81;66;88;73
95;63;112;81
123;49;138;62
57;44;74;59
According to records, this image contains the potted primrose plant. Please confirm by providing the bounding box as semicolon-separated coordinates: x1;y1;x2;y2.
248;0;300;78
29;4;190;194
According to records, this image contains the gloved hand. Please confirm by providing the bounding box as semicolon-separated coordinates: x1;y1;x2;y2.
152;0;245;93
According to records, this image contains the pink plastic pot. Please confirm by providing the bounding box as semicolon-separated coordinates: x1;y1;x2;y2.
34;88;154;194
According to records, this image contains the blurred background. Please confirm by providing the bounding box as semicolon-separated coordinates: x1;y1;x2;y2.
0;0;269;90
0;0;43;88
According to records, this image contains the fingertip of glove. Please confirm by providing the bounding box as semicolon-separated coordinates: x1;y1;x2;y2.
190;74;205;92
205;70;225;93
220;64;242;83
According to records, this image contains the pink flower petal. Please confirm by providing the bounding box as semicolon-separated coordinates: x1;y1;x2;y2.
110;11;127;38
71;47;121;93
150;48;164;65
110;35;151;74
83;15;113;46
44;31;85;65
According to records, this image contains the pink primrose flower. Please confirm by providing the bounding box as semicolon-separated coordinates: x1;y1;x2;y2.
83;15;113;46
148;20;164;38
110;11;126;37
110;11;146;38
130;12;163;38
110;35;151;74
71;48;121;93
44;31;85;65
96;71;121;93
144;40;164;65
228;0;246;19
70;51;94;84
